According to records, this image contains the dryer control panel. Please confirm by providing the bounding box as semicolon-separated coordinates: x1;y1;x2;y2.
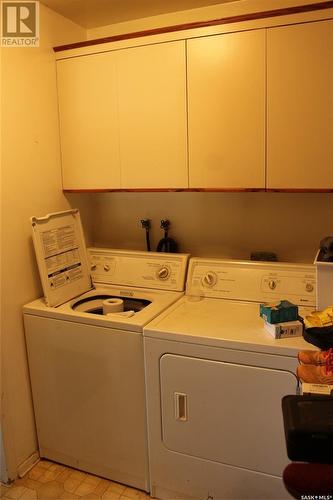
187;258;316;306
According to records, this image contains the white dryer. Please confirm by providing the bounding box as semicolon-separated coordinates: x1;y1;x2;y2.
23;209;189;491
144;258;317;500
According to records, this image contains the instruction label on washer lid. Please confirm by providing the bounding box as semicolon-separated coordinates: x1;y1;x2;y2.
42;225;83;288
31;209;92;307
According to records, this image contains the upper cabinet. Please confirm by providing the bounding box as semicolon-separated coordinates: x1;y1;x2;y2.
56;14;332;191
57;41;188;190
57;52;121;189
267;20;333;189
187;30;266;189
116;42;188;189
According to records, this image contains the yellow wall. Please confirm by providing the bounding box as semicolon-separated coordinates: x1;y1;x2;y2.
92;192;333;263
0;5;88;478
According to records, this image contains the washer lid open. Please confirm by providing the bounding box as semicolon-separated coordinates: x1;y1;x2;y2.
31;209;93;307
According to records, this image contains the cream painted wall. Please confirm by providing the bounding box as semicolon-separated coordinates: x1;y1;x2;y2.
92;192;333;264
87;0;327;39
0;5;88;479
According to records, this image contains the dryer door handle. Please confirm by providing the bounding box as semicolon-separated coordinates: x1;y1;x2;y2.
174;392;188;422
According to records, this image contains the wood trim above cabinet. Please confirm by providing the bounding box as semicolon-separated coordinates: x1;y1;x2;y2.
54;1;333;52
63;188;333;193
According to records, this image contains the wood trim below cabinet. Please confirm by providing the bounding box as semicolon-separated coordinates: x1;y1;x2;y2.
63;188;333;193
266;188;333;192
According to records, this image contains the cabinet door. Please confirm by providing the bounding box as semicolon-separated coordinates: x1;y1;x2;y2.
57;53;121;189
116;41;188;189
187;30;265;189
267;20;333;189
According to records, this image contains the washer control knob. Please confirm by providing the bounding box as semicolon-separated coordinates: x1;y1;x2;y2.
157;266;170;280
104;264;110;272
91;264;97;271
268;279;277;290
306;283;314;292
202;272;217;288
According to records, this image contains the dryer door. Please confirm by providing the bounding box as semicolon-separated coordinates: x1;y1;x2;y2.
160;354;297;477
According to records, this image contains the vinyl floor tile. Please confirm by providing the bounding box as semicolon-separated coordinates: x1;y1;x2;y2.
73;482;96;497
20;488;37;500
58;494;79;500
0;461;153;500
36;480;64;499
2;486;28;499
104;483;125;496
91;481;109;498
100;489;120;500
63;478;82;495
121;488;140;499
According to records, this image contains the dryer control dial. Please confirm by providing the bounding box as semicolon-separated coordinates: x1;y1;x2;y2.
202;272;217;288
305;282;314;292
157;266;170;281
268;279;277;290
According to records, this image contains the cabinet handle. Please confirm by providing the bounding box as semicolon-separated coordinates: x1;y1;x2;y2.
174;392;188;421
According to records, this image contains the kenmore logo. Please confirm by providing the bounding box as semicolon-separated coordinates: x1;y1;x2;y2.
120;290;134;297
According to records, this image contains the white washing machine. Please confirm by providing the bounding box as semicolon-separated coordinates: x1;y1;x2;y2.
144;258;317;500
23;209;189;491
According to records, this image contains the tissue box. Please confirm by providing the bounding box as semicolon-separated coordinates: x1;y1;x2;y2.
260;300;298;324
264;320;303;339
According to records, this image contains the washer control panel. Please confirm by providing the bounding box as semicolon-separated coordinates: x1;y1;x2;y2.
188;258;316;306
88;248;189;292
